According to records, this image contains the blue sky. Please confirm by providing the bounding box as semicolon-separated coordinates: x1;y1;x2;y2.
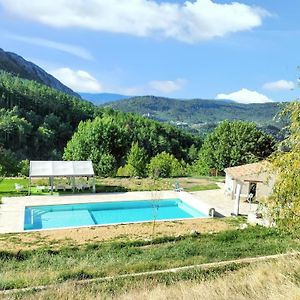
0;0;299;103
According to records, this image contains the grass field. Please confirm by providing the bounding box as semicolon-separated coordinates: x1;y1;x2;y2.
0;176;221;203
12;255;298;300
2;175;294;299
0;226;299;292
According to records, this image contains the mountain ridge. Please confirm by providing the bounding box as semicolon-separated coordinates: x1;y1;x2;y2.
0;48;80;98
104;95;285;137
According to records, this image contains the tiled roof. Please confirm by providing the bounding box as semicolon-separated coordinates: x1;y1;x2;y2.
225;162;271;181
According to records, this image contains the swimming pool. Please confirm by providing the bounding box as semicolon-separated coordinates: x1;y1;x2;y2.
24;198;207;230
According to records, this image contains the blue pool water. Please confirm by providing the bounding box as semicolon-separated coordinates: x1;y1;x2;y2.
24;199;207;230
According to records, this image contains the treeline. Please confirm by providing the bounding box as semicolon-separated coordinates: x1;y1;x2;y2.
0;72;201;175
64;117;275;177
63;112;201;176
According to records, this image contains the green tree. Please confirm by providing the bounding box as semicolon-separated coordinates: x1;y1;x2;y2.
148;152;186;178
18;159;30;177
268;102;300;232
188;144;198;163
63;116;130;176
96;153;117;177
0;147;19;176
125;142;148;177
195;120;275;175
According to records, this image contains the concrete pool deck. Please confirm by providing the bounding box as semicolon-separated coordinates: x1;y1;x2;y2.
0;186;257;234
190;183;257;217
0;190;214;233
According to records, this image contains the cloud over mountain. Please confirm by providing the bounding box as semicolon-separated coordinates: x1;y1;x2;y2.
216;88;273;104
50;68;103;92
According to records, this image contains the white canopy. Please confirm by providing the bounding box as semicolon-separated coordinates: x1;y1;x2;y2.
29;161;94;177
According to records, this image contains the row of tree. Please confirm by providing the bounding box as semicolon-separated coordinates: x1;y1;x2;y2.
63;113;200;176
64;116;276;177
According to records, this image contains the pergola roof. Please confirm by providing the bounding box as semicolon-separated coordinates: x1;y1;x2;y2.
29;161;94;177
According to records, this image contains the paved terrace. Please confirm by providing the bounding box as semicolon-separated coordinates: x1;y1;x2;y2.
190;183;258;217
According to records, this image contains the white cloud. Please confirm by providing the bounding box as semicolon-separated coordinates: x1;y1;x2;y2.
262;79;295;91
148;79;186;93
7;34;93;60
216;88;273;104
50;68;103;92
0;0;269;43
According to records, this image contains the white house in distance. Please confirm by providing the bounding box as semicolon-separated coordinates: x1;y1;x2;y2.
224;162;276;215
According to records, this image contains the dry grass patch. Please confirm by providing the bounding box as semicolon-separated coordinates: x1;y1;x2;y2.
116;257;300;300
0;218;232;251
97;177;223;192
6;256;300;300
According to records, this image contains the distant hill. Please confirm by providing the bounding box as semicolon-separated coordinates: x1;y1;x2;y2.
0;48;79;98
105;96;286;137
80;92;131;105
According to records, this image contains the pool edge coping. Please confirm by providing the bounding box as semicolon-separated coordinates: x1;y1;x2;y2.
0;190;215;233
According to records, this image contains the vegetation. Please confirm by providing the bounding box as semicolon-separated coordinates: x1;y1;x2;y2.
185;183;220;192
0;177;222;202
268;101;300;233
194;120;275;175
63;113;200;176
0;71;96;169
0;47;78;97
106;96;285;137
7;256;300;300
124;142;148;177
0;72;200;176
148;151;187;178
0;226;298;291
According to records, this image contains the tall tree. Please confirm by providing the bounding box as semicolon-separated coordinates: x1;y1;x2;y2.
125;142;148;177
195;120;275;175
268;102;300;232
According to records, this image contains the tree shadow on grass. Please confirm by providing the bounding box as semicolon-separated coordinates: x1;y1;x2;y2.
96;185;128;193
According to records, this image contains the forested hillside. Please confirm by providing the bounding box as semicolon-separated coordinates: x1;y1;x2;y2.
0;71;96;161
0;72;200;175
0;48;79;97
106;96;285;137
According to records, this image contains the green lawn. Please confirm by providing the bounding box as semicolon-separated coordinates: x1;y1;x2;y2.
0;226;299;290
0;176;222;203
0;178;29;200
185;183;220;192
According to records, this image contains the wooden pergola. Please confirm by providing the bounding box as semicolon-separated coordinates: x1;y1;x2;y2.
29;161;96;195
